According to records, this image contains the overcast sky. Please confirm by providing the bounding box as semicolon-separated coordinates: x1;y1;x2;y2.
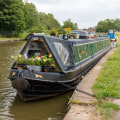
27;0;120;29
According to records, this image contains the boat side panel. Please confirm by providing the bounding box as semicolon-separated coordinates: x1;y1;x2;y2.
63;46;111;80
72;38;110;64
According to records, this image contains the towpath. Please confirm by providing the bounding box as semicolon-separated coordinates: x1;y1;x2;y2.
64;48;116;120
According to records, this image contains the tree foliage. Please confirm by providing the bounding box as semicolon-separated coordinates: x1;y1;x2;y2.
24;3;60;32
0;0;25;33
39;12;60;30
0;1;79;36
63;19;78;30
24;2;42;32
96;18;120;32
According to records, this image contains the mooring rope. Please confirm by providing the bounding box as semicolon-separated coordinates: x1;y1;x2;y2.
57;81;95;98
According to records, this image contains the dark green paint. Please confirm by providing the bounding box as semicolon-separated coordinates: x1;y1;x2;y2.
72;39;110;64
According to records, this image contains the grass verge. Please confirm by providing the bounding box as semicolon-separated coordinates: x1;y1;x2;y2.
0;32;29;41
92;32;120;120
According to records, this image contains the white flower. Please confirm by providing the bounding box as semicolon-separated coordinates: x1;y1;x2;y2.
24;53;27;57
25;56;27;59
11;55;14;59
33;58;35;61
24;53;28;59
38;57;41;60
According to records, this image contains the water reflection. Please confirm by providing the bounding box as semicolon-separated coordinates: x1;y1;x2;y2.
0;41;73;120
10;92;72;120
0;41;25;120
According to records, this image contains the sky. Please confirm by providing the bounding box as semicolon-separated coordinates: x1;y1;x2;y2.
27;0;120;29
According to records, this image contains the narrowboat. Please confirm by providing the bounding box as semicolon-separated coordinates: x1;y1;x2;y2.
8;34;111;101
107;29;117;47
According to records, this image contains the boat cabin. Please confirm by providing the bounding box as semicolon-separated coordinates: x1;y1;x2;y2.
12;34;110;74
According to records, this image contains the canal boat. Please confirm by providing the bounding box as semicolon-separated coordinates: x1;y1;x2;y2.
107;29;117;47
9;34;111;101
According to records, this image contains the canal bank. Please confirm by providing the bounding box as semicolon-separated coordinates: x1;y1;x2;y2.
0;38;23;42
63;48;116;120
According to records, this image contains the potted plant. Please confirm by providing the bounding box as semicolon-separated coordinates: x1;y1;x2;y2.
50;29;57;36
13;54;26;69
58;29;67;39
40;54;56;72
26;56;42;71
13;54;56;72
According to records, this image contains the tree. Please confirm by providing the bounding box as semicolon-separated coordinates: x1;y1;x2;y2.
96;21;107;32
96;18;119;32
39;12;61;30
25;3;42;32
114;18;120;31
104;19;115;32
0;0;25;33
63;19;78;30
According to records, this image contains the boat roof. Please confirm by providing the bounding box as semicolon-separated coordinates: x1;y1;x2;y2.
71;30;89;36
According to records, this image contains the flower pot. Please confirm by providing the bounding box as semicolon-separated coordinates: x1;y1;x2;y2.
26;65;32;70
50;33;56;36
27;65;42;72
42;66;53;72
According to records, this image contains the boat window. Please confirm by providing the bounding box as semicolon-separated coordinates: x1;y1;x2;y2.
54;42;71;66
26;41;48;57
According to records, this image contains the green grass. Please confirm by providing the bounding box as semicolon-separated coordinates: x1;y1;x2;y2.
97;101;119;120
0;32;29;40
92;32;120;120
0;37;21;40
17;32;29;39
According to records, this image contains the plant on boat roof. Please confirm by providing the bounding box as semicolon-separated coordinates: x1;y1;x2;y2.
13;54;56;67
58;29;66;34
50;29;57;34
66;29;71;34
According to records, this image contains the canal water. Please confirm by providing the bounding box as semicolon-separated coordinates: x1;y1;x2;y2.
0;41;73;120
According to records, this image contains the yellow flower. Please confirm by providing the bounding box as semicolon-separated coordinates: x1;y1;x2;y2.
19;54;22;57
30;58;33;61
21;58;24;61
35;56;38;60
38;57;40;60
49;54;52;57
43;59;46;62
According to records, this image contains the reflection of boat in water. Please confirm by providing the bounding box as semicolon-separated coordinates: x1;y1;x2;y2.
8;34;111;102
9;91;73;120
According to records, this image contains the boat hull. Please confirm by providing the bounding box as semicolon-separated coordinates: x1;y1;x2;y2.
10;76;81;102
